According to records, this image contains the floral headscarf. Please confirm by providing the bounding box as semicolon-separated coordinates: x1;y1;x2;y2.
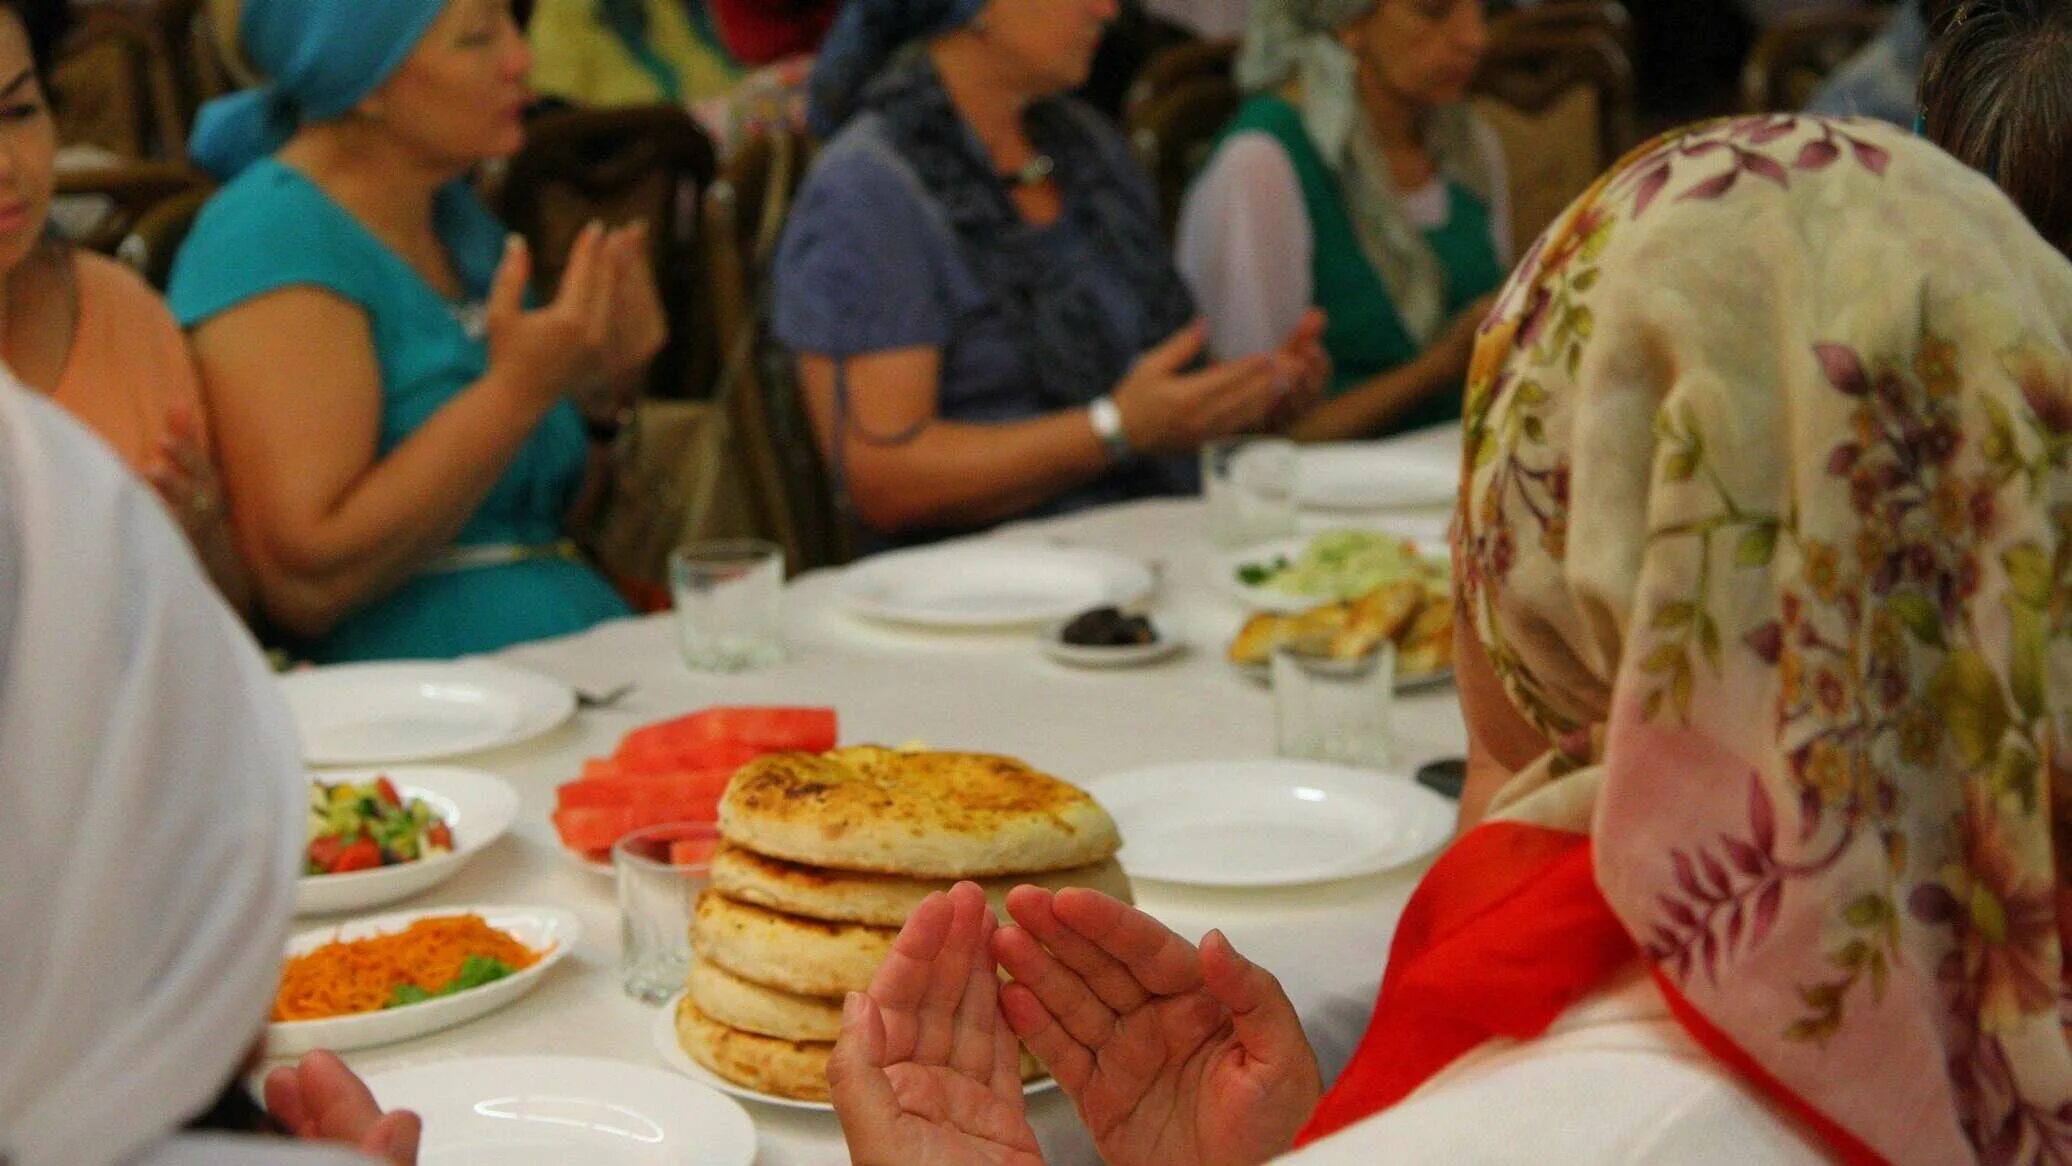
1450;115;2072;1161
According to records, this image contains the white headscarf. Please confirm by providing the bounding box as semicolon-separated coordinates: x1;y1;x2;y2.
0;383;335;1165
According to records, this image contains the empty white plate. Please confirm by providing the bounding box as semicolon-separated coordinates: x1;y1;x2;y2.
1297;444;1460;511
651;996;1058;1112
365;1055;755;1166
268;904;579;1056
838;543;1155;629
282;660;576;766
296;766;522;916
1082;760;1455;887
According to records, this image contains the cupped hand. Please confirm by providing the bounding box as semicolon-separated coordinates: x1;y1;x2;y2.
263;1049;421;1165
484;221;616;408
1269;308;1331;427
598;221;668;383
994;887;1320;1166
142;400;226;542
829;882;1046;1166
1111;321;1289;455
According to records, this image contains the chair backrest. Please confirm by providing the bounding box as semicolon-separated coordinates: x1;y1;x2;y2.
53;159;212;256
149;0;241;135
1129;75;1242;240
704;130;851;570
1740;8;1891;113
496;105;720;399
1470;24;1635;253
1490;0;1635;55
50;10;179;159
1123;37;1237;122
116;185;213;291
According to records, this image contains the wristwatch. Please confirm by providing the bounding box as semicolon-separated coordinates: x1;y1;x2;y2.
1087;395;1134;463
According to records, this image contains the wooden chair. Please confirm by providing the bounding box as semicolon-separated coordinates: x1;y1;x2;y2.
1491;0;1635;55
146;0;243;136
704;131;850;571
495;105;720;400
1123;37;1237;122
1128;75;1241;240
1470;24;1636;253
1741;7;1892;113
116;185;213;291
52;158;212;255
50;9;181;158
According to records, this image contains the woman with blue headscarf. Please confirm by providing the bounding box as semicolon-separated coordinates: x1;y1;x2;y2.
168;0;667;663
772;0;1331;548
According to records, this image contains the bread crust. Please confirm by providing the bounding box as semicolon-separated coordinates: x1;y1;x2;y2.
691;889;896;997
711;843;1133;927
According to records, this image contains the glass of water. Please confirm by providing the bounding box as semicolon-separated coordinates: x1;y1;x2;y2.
614;822;719;1004
670;538;785;672
1272;639;1397;769
1203;437;1299;549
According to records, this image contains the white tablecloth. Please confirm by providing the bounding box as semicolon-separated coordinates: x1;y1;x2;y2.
312;432;1470;1165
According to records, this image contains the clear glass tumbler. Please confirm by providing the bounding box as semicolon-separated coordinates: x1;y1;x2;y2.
669;538;785;673
1203;437;1299;549
614;822;720;1004
1271;640;1398;770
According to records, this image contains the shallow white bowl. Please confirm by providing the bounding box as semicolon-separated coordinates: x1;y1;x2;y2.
295;766;521;916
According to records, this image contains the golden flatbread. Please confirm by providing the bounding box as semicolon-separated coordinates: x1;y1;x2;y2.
676;994;834;1101
686;958;843;1043
711;843;1133;928
719;746;1121;877
691;889;895;997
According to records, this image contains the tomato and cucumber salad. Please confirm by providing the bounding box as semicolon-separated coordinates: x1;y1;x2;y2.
306;775;455;876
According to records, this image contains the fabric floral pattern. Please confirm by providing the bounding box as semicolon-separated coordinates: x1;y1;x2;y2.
1458;116;2072;1164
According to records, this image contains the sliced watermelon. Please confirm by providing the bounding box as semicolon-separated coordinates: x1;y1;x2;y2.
616;707;836;758
608;738;764;776
669;837;719;867
555;768;734;810
551;806;638;854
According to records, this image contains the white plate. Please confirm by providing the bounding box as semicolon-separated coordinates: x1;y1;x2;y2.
651;995;1057;1112
838;543;1155;629
1082;760;1454;887
365;1055;755;1166
1038;619;1185;669
268;904;579;1056
296;766;522;916
1297;444;1459;511
282;660;576;767
1213;534;1445;614
1230;659;1455;693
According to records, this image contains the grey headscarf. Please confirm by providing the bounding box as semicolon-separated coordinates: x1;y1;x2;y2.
1236;0;1496;343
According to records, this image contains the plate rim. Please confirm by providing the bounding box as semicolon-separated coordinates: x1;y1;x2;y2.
363;1052;757;1165
1081;758;1455;888
285;660;577;766
1295;444;1460;511
837;543;1155;629
1211;533;1446;614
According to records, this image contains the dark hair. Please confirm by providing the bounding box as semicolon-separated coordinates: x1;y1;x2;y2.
1921;0;2072;256
0;0;68;78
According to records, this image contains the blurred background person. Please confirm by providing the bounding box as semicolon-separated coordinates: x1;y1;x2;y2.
775;0;1328;549
1806;0;1929;126
1180;0;1506;440
172;0;664;663
1920;0;2071;257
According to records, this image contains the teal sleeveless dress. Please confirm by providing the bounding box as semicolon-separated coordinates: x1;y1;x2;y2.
168;160;631;663
1218;96;1507;434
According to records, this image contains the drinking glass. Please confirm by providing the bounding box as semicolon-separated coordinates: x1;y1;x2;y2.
1203;437;1299;549
1272;640;1397;769
614;822;719;1004
670;539;784;672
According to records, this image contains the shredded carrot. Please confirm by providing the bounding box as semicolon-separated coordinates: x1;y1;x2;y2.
272;914;544;1022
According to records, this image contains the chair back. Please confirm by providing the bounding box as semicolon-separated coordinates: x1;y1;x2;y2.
1123;37;1237;122
1491;0;1635;54
54;159;212;256
1470;24;1636;253
704;131;851;570
51;10;181;159
496;105;720;399
116;185;213;291
1128;75;1241;240
1740;8;1891;113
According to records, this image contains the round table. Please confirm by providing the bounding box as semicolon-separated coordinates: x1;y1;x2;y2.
306;438;1470;1166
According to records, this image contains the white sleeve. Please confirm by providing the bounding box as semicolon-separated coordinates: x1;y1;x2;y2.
1175;132;1316;362
1471;116;1514;267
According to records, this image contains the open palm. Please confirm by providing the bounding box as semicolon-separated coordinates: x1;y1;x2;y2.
994;887;1321;1166
829;883;1045;1166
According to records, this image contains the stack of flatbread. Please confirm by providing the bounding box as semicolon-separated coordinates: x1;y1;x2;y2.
674;745;1130;1101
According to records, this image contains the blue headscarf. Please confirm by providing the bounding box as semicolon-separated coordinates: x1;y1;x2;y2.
805;0;986;137
188;0;449;180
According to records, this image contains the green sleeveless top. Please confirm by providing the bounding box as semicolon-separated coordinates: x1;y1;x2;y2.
1219;95;1506;434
